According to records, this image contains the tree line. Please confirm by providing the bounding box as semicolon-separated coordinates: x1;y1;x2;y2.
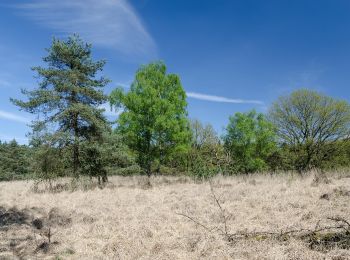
1;35;350;182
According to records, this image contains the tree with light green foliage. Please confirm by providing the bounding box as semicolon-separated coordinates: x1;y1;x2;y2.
110;62;191;177
11;35;110;179
223;110;277;173
269;89;350;172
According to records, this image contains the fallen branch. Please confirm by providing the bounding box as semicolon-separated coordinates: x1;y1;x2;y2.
176;213;217;233
177;183;350;249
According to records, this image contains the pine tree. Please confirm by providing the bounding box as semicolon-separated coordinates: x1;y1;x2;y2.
11;35;110;177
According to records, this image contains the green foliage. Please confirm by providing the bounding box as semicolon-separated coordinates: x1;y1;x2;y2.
187;119;230;179
223;110;277;173
0;140;31;181
316;140;350;170
80;132;136;182
32;144;66;183
269;89;350;172
4;35;350;181
11;35;110;178
110;61;191;176
26;123;69;182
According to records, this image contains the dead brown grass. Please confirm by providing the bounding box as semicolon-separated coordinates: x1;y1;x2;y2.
0;171;349;259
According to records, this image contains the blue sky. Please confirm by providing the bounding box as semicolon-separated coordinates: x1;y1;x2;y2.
1;0;350;143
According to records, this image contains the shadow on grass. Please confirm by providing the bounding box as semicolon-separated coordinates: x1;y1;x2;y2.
0;206;29;227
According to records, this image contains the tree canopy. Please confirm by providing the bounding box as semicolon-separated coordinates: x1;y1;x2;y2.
3;35;350;181
0;140;31;181
269;89;350;171
110;62;191;176
11;35;110;177
223;110;277;173
187;119;228;178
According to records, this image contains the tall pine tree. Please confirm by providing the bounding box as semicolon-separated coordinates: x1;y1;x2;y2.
11;35;110;177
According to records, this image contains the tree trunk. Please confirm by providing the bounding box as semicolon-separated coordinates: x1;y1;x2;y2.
73;121;80;178
146;161;151;178
71;88;80;178
102;169;108;184
73;142;79;177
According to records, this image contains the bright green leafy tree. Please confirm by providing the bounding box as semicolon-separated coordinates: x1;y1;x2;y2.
110;62;191;176
11;35;110;178
223;110;277;173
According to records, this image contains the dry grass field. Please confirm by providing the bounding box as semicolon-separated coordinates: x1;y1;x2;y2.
0;171;349;260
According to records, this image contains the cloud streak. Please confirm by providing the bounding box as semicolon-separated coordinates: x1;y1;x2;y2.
15;0;156;57
0;110;30;124
0;79;11;88
99;103;123;117
186;92;264;105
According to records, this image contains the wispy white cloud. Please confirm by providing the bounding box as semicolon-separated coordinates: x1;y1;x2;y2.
99;103;123;117
186;92;264;105
0;110;30;124
0;79;11;88
15;0;156;57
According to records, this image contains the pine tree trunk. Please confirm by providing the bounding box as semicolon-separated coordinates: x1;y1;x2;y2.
73;141;79;177
146;163;151;178
72;112;80;178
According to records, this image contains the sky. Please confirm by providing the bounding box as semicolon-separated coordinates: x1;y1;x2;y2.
1;0;350;143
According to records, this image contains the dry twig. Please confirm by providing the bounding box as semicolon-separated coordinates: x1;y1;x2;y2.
177;183;350;248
